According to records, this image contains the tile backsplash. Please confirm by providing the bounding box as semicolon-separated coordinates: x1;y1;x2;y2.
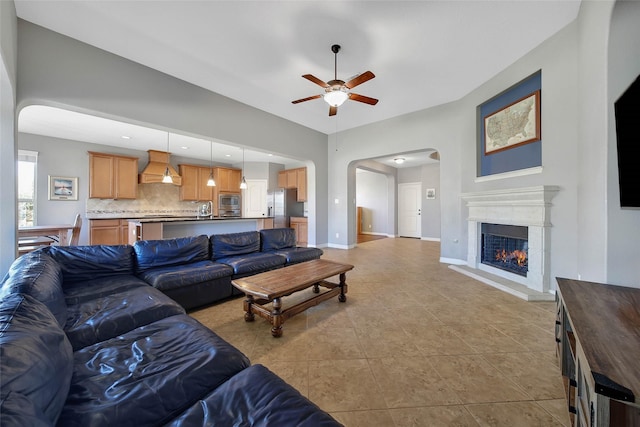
86;184;203;218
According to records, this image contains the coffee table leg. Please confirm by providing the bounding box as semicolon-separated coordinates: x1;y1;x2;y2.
313;283;320;293
244;295;255;322
338;272;347;302
271;297;283;337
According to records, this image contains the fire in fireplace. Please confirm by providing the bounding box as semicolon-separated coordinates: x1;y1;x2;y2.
481;223;528;277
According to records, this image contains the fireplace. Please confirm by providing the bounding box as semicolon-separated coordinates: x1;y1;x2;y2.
459;186;560;296
481;223;528;277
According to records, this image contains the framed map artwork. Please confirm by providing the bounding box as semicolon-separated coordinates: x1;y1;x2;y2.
484;90;540;155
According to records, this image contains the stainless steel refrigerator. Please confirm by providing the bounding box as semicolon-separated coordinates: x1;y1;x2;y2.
267;188;304;228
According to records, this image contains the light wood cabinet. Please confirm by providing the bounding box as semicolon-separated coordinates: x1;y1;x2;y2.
290;217;308;247
556;278;640;427
89;219;129;245
179;164;215;202
89;152;138;199
257;218;274;230
214;167;242;193
277;167;307;201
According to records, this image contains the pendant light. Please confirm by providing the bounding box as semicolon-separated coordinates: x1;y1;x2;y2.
239;148;247;189
206;140;216;187
162;132;173;184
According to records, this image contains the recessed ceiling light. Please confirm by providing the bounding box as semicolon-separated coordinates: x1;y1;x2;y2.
180;146;189;150
394;157;405;164
225;154;232;157
268;154;273;157
121;135;131;139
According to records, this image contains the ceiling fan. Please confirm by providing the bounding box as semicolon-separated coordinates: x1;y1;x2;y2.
292;44;378;116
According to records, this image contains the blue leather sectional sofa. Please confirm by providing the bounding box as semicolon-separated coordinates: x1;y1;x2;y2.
0;229;337;426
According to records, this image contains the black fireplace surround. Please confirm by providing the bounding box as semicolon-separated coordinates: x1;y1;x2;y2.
481;223;528;277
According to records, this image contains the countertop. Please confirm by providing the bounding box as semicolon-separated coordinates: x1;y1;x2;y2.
126;216;273;223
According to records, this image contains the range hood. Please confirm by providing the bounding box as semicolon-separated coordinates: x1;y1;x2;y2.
138;150;182;185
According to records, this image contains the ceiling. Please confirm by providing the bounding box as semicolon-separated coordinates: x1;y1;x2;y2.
14;0;581;168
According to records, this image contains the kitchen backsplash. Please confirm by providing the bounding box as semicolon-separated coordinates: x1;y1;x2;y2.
86;184;203;218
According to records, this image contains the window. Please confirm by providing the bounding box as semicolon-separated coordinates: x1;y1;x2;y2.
18;150;38;227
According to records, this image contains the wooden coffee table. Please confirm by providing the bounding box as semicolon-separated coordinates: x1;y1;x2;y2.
231;259;354;337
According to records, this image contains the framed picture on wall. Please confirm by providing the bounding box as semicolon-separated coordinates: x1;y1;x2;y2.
484;90;541;155
426;188;436;199
48;176;78;200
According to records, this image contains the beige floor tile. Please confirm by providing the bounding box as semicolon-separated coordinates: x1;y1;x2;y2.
536;399;572;427
308;359;387;412
490;322;555;352
447;323;528;353
428;354;532;404
389;405;481;427
331;409;397;427
481;351;565;400
368;356;462;408
356;327;422;358
465;401;565;426
404;323;477;356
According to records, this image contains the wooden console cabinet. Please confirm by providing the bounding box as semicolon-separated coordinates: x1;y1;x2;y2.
556;278;640;426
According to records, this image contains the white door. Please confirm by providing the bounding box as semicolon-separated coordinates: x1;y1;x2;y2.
243;179;268;217
398;183;422;238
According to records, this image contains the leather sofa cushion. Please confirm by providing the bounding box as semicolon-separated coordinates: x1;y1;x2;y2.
58;315;250;427
216;252;286;277
272;247;324;265
0;391;52;427
0;294;73;425
63;275;149;305
211;231;260;259
167;364;342;427
260;227;297;251
138;260;233;291
65;286;185;351
0;250;67;327
134;235;210;273
49;245;135;283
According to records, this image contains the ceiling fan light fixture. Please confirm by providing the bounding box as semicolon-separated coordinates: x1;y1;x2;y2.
324;88;349;107
394;157;405;164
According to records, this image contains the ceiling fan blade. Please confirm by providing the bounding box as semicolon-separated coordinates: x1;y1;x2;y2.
302;74;330;88
344;71;375;89
292;94;322;104
348;93;379;105
329;105;337;116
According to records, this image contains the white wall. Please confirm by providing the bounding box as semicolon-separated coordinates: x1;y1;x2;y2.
0;0;17;273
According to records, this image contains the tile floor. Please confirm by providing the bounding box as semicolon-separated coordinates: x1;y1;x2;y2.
190;238;570;427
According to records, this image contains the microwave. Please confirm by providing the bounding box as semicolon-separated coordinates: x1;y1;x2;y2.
219;193;241;217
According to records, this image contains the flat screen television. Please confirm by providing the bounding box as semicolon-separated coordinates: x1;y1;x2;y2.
614;74;640;208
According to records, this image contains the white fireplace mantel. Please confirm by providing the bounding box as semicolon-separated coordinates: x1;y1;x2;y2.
460;185;560;295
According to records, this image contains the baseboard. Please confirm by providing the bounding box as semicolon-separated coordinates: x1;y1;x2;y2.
439;257;466;265
421;237;441;242
327;243;355;250
360;231;387;236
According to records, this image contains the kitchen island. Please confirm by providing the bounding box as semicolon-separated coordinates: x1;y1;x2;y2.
127;217;274;244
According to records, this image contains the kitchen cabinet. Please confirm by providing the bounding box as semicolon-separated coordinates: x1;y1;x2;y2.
257;218;274;230
556;278;640;427
179;164;214;202
89;219;129;245
277;167;307;201
214;167;242;193
89;152;138;199
290;217;308;247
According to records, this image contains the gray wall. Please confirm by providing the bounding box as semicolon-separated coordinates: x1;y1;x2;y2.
1;0;17;273
16;19;329;248
355;170;389;235
606;1;640;285
327;1;639;288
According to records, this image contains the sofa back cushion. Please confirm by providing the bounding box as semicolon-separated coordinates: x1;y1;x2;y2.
0;293;73;425
260;228;297;251
0;250;67;328
48;245;135;283
134;235;210;273
211;231;260;260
